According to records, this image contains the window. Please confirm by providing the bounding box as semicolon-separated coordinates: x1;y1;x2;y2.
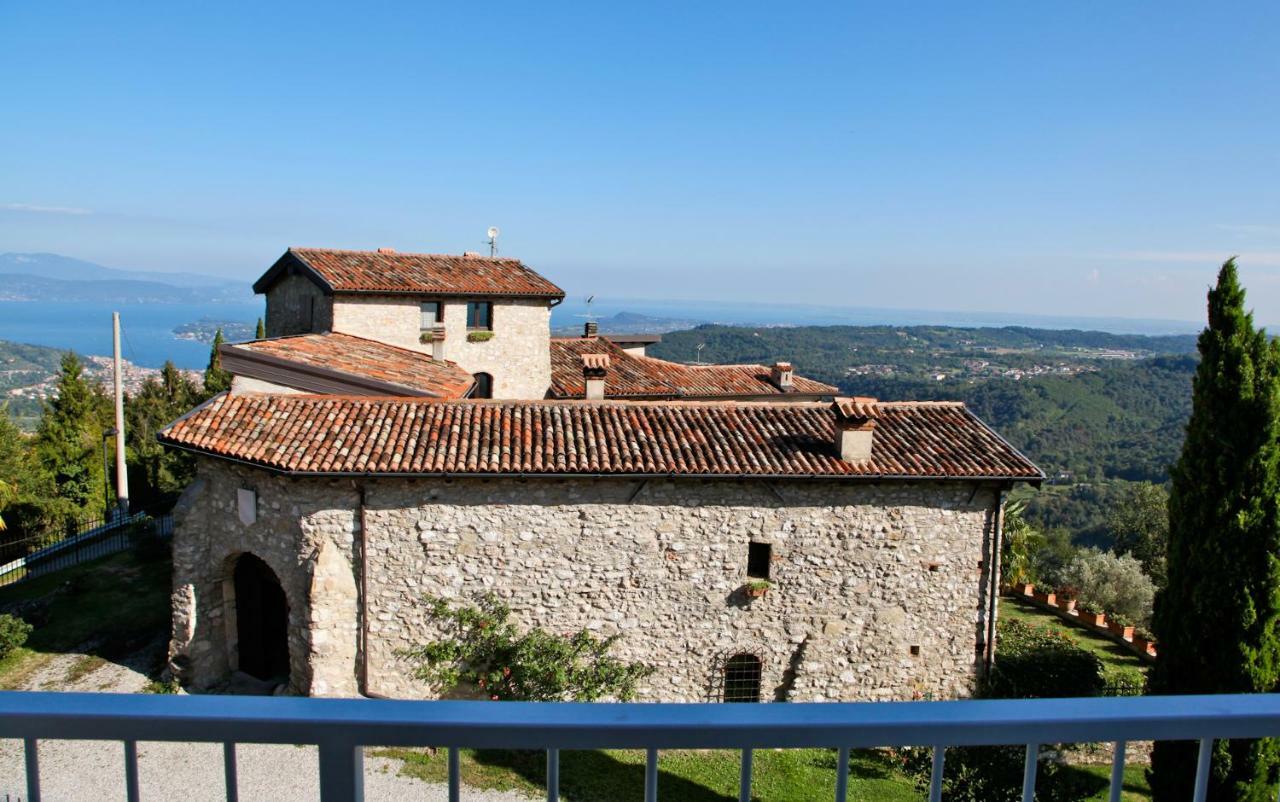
747;542;771;579
472;372;493;399
420;301;443;330
723;654;762;703
466;301;493;330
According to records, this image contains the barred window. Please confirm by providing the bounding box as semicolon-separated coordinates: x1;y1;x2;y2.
723;653;762;703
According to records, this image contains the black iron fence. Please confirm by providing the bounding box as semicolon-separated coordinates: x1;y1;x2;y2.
0;512;173;588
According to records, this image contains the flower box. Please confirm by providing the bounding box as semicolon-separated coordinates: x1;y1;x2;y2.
1080;610;1106;627
1033;591;1057;607
1107;621;1135;640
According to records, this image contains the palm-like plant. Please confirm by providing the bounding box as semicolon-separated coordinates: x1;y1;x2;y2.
1001;499;1044;589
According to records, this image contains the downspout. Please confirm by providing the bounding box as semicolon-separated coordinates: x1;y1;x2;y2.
984;485;1005;676
356;484;389;699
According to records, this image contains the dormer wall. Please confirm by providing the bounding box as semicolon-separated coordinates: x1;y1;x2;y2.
264;272;334;338
329;294;552;399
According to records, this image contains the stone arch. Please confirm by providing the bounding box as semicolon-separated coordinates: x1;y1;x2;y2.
221;551;291;683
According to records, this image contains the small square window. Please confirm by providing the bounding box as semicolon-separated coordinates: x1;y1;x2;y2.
466;301;492;330
420;301;443;329
747;542;771;579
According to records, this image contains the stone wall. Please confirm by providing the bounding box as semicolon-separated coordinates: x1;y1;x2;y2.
329;296;552;399
264;273;333;338
170;458;1000;702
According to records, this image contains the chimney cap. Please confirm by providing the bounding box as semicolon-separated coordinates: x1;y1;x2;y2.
462;251;481;258
582;353;611;371
832;396;880;421
772;361;793;371
377;247;397;254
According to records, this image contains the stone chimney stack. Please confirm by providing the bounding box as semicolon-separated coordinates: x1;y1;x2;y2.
831;396;879;462
770;361;794;391
582;353;609;400
584;321;599;338
428;324;446;361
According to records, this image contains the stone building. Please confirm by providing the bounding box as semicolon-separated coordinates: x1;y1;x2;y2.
160;392;1042;701
239;247;836;402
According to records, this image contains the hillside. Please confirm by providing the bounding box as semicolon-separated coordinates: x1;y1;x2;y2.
0;253;250;303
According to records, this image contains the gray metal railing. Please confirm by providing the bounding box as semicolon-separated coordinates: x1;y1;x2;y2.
2;691;1280;802
0;513;172;588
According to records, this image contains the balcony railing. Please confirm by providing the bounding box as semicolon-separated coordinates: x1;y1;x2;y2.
2;691;1280;802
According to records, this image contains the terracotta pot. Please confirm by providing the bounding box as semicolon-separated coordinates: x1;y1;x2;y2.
745;586;769;599
1061;599;1078;613
1019;583;1035;597
1080;610;1106;627
1107;621;1135;640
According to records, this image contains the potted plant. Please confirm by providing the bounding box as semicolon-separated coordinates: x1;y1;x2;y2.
1017;583;1035;597
1033;590;1057;607
1057;586;1079;613
467;331;495;343
1107;616;1135;641
1079;608;1106;627
744;580;771;599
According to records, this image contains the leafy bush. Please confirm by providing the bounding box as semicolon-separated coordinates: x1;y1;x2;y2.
466;331;494;343
1060;549;1154;628
0;613;33;660
985;619;1106;699
400;594;653;701
902;745;1104;802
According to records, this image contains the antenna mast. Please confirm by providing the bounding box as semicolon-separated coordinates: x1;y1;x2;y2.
486;226;500;258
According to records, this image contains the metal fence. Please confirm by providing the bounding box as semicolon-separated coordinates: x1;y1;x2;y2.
0;513;172;588
2;691;1280;802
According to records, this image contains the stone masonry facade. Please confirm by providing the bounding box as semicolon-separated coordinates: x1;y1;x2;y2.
170;457;1000;702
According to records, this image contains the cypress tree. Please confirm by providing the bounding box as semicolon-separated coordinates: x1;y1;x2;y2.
34;352;113;520
255;317;266;339
203;328;231;395
1149;259;1280;800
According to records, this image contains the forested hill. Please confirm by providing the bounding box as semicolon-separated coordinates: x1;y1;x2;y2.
648;324;1198;484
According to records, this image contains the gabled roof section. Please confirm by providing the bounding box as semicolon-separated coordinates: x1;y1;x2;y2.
252;247;565;299
548;337;839;399
159;394;1044;482
222;333;474;398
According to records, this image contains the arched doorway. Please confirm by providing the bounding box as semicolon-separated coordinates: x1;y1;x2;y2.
233;553;290;682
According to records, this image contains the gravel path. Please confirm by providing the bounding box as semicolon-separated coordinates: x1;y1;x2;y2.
0;739;536;801
0;645;535;801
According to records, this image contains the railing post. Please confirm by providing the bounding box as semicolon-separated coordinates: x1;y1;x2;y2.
224;742;239;802
645;747;658;802
1108;740;1126;802
1021;744;1038;802
929;745;945;802
124;740;140;802
448;746;460;802
23;737;40;802
1193;738;1213;802
546;748;559;802
318;740;364;802
834;746;849;802
739;748;753;802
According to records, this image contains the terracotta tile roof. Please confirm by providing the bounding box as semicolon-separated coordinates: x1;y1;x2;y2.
227;333;474;398
254;247;565;299
548;338;839;399
159;394;1043;481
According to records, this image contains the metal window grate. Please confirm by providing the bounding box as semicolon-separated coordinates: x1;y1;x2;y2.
723;653;762;703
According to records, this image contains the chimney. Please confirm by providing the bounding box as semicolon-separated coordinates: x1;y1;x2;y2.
427;324;446;361
831;396;879;462
582;353;609;400
463;251;481;258
770;361;794;391
584;321;599;338
377;247;396;254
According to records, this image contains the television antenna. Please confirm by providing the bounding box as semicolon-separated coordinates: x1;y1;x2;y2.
695;342;706;364
573;295;599;325
486;226;500;257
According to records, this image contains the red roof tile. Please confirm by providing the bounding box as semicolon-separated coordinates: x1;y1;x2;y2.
254;247;565;298
160;394;1043;481
548;338;838;399
227;333;474;398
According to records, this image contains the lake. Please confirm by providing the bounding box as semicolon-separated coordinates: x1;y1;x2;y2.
0;300;263;369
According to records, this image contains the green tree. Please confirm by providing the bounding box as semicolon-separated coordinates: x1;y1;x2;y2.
401;594;653;701
33;352;113;522
255;317;266;339
125;362;202;512
204;328;231;395
1149;260;1280;800
1108;482;1169;587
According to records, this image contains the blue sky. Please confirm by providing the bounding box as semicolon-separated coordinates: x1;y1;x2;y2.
2;2;1277;323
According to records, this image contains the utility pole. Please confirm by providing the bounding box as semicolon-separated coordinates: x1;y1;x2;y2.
112;312;129;519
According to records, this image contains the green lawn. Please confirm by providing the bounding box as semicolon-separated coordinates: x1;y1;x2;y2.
1000;595;1148;688
0;546;172;689
376;746;1151;801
